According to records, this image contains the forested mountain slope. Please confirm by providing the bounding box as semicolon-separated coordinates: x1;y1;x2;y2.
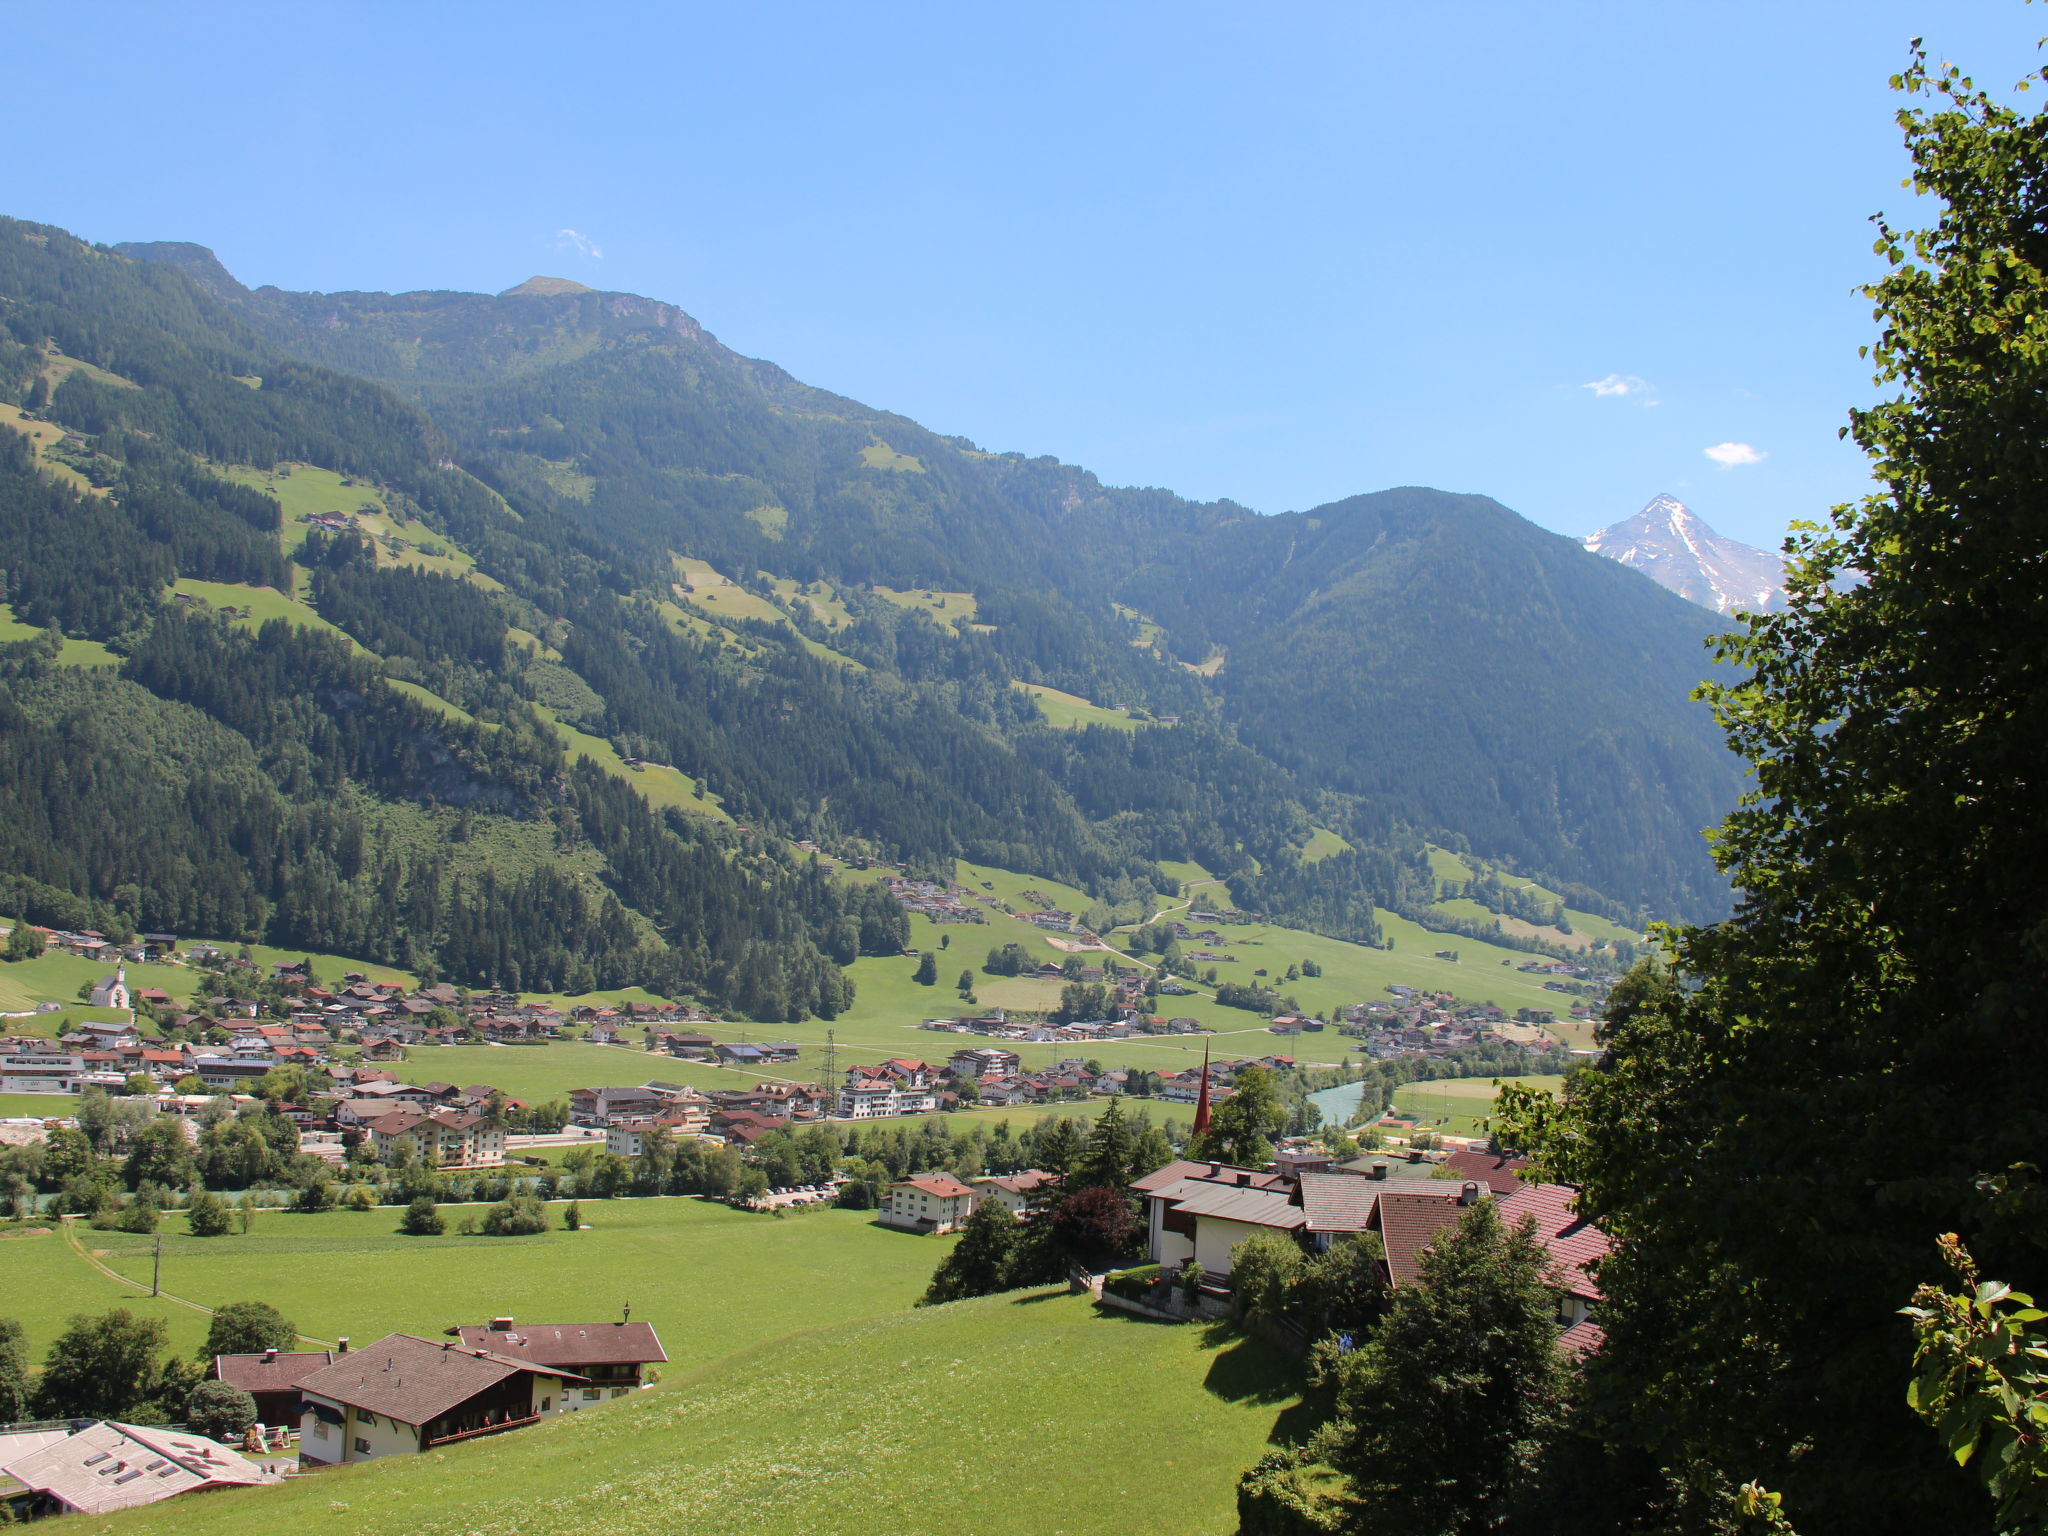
1129;489;1741;917
0;216;1740;1014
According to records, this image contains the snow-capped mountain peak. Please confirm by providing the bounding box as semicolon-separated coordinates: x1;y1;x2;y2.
1583;494;1788;615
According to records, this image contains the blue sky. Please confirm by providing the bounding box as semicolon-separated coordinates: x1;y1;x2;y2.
5;3;2038;549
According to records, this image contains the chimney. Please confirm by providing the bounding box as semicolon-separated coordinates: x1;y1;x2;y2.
1370;1161;1388;1181
1458;1181;1483;1206
337;1337;350;1354
263;1347;277;1363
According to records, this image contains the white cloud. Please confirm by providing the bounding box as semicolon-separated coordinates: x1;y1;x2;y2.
555;228;603;260
1582;373;1650;397
1704;441;1765;467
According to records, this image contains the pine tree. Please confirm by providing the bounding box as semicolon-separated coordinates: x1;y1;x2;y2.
912;952;938;986
1033;1114;1086;1179
1077;1098;1135;1190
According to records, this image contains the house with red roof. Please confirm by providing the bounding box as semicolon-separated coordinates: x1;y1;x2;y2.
880;1172;981;1232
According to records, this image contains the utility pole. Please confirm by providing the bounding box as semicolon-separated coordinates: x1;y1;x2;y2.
151;1235;161;1297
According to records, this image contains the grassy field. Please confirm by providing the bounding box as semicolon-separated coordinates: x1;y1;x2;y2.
1300;827;1352;863
1389;1073;1564;1137
0;402;100;496
80;1200;945;1371
1013;681;1139;731
870;584;978;632
0;946;200;1015
858;438;926;473
534;704;728;821
171;578;361;648
2;1197;952;1364
0;1093;79;1118
94;1289;1296;1536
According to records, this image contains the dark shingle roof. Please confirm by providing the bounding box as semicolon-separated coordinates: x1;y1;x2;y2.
452;1322;666;1367
296;1334;581;1426
213;1349;337;1394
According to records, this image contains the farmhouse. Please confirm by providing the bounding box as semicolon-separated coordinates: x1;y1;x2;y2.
449;1318;668;1407
297;1334;583;1465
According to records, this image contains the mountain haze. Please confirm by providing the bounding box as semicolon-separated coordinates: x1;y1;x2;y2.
0;216;1743;1010
1583;492;1789;615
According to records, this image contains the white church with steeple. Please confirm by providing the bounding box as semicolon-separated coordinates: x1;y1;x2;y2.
89;965;131;1012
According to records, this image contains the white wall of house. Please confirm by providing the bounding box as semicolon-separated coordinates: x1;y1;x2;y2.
301;1398;422;1464
1192;1216;1276;1279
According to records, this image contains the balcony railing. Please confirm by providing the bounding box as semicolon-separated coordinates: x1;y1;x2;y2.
424;1413;541;1447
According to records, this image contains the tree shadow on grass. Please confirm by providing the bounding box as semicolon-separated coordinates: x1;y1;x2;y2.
1197;1319;1323;1446
1008;1286;1076;1305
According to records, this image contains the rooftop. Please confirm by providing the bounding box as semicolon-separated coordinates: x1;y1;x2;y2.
451;1321;667;1368
0;1422;272;1515
297;1334;583;1426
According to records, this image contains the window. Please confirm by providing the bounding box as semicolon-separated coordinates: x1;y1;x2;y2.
353;1437;371;1454
359;1411;378;1426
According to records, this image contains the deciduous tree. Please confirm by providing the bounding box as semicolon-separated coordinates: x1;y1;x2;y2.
203;1300;295;1359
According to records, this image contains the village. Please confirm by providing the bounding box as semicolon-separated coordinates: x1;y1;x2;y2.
0;1081;1609;1520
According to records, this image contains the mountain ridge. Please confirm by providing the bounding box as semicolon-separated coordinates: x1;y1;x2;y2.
0;218;1742;990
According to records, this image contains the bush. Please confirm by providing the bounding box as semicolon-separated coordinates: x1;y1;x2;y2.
562;1201;581;1230
1102;1264;1161;1302
184;1379;257;1441
186;1189;231;1237
481;1195;549;1236
400;1196;444;1236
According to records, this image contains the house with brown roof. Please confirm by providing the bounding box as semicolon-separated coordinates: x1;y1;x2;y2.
0;1421;274;1517
296;1334;583;1465
880;1172;981;1232
213;1346;339;1427
449;1318;667;1407
1134;1161;1303;1279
